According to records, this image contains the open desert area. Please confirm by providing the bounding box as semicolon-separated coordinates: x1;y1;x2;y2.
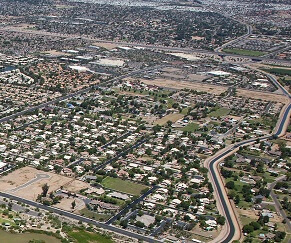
0;167;89;201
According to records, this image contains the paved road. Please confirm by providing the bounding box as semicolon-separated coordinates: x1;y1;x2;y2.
0;192;161;243
106;185;159;225
2;26;291;65
101;131;132;150
9;174;50;193
207;72;291;242
93;138;148;172
268;176;291;232
215;23;252;52
0;65;163;125
67;158;84;168
0;197;40;217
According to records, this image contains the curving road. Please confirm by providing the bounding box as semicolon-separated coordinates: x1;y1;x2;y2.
9;173;50;193
206;76;291;242
215;23;253;52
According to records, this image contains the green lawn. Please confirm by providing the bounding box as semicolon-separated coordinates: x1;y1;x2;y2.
0;217;16;226
249;116;277;128
259;172;276;183
208;108;230;117
223;48;266;57
262;68;291;76
181;122;199;132
181;108;189;115
101;177;148;196
263;204;276;212
79;208;111;222
68;230;113;243
226;178;253;208
282;234;291;243
239;214;253;226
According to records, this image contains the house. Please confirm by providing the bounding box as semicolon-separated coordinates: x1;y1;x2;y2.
261;209;273;218
171;199;181;206
205;219;217;227
108;192;129;200
89;200;119;210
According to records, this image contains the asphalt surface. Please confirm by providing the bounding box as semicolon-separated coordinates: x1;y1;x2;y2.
268;176;291;232
0;65;163;125
208;75;291;242
93;138;148;172
106;185;159;225
9;174;50;193
0;192;161;243
0;50;289;242
207;112;288;243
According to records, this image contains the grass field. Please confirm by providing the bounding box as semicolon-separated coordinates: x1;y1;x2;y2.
223;48;266;57
239;214;253;226
208;108;230;117
68;230;113;243
154;113;184;125
262;68;291;76
263;204;276;212
181;122;199;132
181;108;189;115
79;208;111;222
259;172;276;183
249;116;277;128
0;217;16;226
101;177;148;196
226;178;253;208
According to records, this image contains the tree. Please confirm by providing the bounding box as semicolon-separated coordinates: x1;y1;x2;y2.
258;215;269;225
226;181;235;190
217;216;225;225
42;184;49;197
120;220;128;228
71;200;76;209
166;120;173;127
274;231;286;242
135;221;145;228
250;221;261;230
234;195;240;204
242;224;254;234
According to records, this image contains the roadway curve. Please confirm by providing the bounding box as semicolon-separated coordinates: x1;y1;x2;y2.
215;23;253;52
206;79;291;242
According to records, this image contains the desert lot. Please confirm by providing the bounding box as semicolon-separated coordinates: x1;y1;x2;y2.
140;78;288;103
0;167;89;201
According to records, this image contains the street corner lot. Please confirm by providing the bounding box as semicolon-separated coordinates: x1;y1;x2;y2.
54;196;86;213
0;166;89;201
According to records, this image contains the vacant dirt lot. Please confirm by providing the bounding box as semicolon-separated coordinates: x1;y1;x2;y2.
55;197;85;213
92;42;118;50
154;113;184;125
141;78;227;95
236;89;288;103
0;167;89;201
140;78;287;102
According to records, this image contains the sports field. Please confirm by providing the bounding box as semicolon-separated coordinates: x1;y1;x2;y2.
223;48;266;57
101;177;148;196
